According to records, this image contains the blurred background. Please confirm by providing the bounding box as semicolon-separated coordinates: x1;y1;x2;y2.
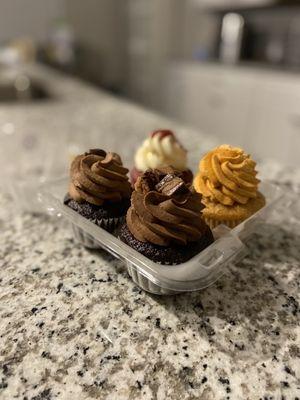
1;0;300;167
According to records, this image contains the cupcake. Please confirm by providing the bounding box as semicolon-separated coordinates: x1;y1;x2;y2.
120;168;214;264
194;145;266;229
64;149;132;233
131;129;193;185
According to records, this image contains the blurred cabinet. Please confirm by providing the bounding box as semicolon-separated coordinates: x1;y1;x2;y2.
126;0;185;108
189;0;274;7
65;0;127;90
247;79;300;165
162;62;300;167
164;63;255;146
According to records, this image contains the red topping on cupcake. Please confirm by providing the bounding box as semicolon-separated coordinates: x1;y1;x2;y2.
151;129;174;140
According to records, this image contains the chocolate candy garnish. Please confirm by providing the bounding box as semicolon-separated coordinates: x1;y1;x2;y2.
155;174;188;197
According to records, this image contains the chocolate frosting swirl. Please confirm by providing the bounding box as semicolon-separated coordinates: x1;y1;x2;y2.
69;149;131;205
127;168;209;246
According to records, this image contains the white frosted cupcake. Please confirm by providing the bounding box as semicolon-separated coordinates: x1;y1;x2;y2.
131;129;192;185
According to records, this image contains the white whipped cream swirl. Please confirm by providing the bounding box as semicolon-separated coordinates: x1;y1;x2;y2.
135;131;187;171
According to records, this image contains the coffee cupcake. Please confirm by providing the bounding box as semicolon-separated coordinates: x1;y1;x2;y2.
131;129;193;185
64;149;132;233
120;168;214;264
194;145;266;229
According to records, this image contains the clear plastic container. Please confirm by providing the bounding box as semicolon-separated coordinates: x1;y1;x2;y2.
39;178;283;295
0;126;89;213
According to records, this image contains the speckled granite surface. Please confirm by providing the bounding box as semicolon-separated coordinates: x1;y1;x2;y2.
0;65;300;400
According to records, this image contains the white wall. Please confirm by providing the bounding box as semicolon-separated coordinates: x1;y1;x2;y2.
0;0;65;44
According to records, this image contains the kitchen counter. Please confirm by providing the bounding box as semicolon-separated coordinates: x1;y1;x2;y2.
0;64;300;400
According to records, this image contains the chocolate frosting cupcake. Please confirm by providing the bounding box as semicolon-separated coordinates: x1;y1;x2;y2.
65;149;132;233
69;149;131;205
120;168;214;264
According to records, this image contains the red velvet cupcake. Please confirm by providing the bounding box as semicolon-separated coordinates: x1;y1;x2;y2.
131;129;193;186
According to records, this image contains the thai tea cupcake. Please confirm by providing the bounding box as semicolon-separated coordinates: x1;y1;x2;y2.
64;149;132;234
120;168;214;264
194;145;266;229
130;129;193;185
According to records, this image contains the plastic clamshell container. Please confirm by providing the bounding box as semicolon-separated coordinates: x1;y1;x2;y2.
40;179;283;295
0;127;87;213
0;128;64;212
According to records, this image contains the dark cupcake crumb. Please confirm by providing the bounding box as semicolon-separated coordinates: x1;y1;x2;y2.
119;223;214;265
64;194;130;220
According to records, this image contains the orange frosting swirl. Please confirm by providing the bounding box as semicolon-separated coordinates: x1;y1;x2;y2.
194;145;260;206
69;149;131;206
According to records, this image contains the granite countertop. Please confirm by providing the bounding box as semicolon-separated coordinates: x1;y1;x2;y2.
0;64;300;400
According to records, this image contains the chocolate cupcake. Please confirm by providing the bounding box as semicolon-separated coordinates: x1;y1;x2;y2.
64;149;132;233
120;168;214;264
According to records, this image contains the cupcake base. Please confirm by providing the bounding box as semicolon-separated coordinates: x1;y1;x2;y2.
64;195;130;233
119;223;214;265
203;218;240;230
202;192;266;230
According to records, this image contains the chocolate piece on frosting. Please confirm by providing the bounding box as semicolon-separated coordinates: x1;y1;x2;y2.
136;167;192;194
155;174;188;197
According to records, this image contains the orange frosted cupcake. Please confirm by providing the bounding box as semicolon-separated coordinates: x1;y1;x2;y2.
194;145;265;229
